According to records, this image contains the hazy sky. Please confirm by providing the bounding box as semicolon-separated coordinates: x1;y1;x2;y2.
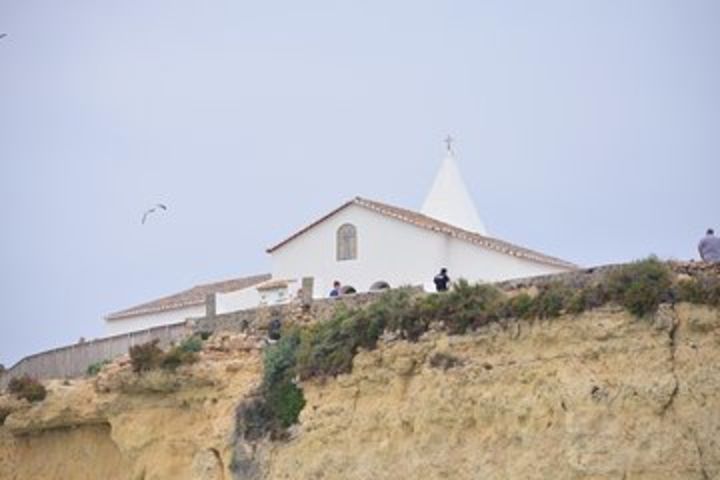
1;1;718;366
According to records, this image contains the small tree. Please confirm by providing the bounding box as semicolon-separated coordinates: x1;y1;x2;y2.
607;257;673;317
129;340;164;373
8;375;47;403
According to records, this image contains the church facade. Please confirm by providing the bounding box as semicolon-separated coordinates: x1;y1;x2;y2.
105;144;576;335
267;196;574;296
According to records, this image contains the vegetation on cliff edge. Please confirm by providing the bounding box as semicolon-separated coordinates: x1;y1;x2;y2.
8;375;47;403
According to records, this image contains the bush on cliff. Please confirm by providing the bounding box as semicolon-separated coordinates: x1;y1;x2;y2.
129;338;199;373
178;335;204;353
502;292;534;319
8;375;47;403
129;340;164;373
606;257;673;316
237;332;305;440
296;309;369;380
160;346;198;371
444;281;504;332
362;288;415;342
528;283;572;319
86;359;111;376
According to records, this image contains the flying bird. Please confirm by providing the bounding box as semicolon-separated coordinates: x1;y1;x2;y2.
141;203;168;225
0;34;7;40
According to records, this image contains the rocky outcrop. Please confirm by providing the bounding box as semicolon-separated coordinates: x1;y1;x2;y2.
0;332;265;480
266;303;720;480
1;305;719;479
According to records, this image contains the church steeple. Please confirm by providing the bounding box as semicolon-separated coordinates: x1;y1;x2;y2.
421;136;488;235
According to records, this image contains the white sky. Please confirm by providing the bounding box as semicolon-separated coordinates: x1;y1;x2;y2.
1;0;719;366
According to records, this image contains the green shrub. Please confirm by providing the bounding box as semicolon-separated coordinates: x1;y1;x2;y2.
178;335;203;354
529;283;571;319
129;338;201;373
236;333;305;441
260;332;305;432
8;375;47;403
86;359;111;376
263;332;300;387
129;340;164;373
160;346;198;371
443;280;504;333
296;311;362;380
606;257;673;317
504;293;534;319
265;380;305;430
362;288;415;341
198;330;213;341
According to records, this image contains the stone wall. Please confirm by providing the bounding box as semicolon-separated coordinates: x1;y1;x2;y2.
191;289;423;335
498;260;720;291
0;322;189;388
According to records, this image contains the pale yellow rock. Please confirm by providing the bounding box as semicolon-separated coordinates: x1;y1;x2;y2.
266;305;720;480
0;306;718;479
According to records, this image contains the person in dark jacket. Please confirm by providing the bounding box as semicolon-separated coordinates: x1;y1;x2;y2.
433;268;450;292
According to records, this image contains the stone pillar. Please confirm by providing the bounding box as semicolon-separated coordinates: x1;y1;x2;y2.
301;277;314;306
205;293;217;318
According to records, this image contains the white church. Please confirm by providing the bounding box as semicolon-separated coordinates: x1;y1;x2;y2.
105;142;576;335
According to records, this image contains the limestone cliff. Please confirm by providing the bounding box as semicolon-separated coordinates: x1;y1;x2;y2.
1;303;719;479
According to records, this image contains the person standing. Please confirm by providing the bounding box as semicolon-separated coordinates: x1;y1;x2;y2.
698;228;720;263
329;280;342;297
433;268;450;292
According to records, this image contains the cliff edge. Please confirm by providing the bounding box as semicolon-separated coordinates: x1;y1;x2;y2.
1;262;719;479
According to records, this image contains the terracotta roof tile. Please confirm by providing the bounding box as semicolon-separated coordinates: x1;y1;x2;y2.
267;197;577;270
106;273;271;320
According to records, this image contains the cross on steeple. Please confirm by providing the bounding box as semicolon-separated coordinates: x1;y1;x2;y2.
422;135;488;235
444;135;454;154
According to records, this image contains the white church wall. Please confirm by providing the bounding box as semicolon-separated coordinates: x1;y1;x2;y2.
446;237;570;284
271;204;573;295
271;204;448;296
105;304;206;337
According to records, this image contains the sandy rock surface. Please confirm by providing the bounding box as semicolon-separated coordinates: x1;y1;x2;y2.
1;308;719;479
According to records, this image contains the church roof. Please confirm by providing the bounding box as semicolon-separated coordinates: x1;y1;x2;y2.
105;273;271;320
266;197;577;270
421;151;488;234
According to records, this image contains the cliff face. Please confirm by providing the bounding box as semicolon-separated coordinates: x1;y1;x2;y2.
0;334;265;480
1;303;719;480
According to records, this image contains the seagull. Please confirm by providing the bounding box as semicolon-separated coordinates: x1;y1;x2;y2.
141;203;168;225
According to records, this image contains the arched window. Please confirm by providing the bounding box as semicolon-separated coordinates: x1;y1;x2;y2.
336;223;357;261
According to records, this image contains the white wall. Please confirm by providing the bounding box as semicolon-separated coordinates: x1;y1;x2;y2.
216;288;261;314
270;204;572;296
105;304;206;336
271;205;447;297
258;282;300;306
446;236;569;284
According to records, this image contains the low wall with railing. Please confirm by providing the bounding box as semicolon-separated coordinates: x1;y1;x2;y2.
0;322;189;388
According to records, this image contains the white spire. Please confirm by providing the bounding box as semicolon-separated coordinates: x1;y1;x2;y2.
421;136;487;235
